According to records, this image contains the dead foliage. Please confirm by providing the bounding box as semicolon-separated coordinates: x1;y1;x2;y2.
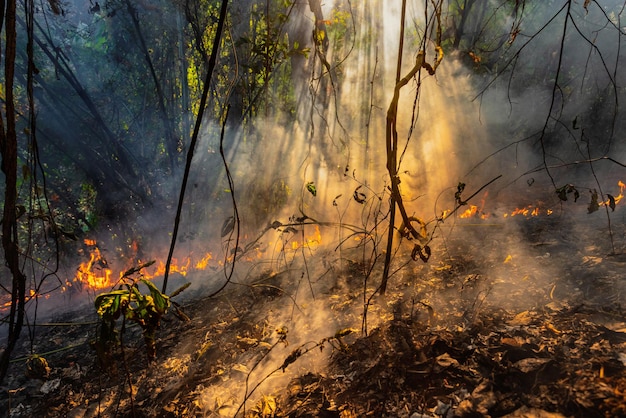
2;217;626;417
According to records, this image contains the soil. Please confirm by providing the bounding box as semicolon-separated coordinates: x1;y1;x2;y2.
1;212;626;417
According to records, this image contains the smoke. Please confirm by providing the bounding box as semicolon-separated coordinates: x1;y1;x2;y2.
5;0;625;411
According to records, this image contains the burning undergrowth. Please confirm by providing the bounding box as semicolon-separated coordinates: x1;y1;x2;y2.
3;203;626;417
3;1;626;415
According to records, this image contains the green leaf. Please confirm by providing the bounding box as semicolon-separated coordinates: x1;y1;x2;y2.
306;182;317;197
141;279;170;314
94;290;128;318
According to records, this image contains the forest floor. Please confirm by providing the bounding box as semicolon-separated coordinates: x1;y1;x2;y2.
2;210;626;417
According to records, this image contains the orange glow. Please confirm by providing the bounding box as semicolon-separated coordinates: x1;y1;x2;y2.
460;205;478;219
288;225;323;251
195;253;213;269
458;194;490;219
74;246;114;290
601;180;625;207
143;258;192;279
503;205;551;218
69;240;215;292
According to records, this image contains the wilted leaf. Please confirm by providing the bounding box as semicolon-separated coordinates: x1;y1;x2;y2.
270;220;283;229
221;216;235;237
411;244;431;263
556;184;579;202
455;182;466;205
353;185;366;204
306;181;317;197
280;348;303;371
588;189;599;214
608;194;616;211
332;194;342;206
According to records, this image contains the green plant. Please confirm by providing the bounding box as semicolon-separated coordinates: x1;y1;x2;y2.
93;261;171;363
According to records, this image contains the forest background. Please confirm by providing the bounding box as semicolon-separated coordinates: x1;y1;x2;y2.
1;0;626;408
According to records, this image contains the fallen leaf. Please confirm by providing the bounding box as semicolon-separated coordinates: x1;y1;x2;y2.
509;311;533;326
232;363;250;374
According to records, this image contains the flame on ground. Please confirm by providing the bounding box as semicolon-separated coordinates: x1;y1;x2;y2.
460;181;625;219
286;225;323;251
66;226;324;294
503;205;553;218
64;239;216;293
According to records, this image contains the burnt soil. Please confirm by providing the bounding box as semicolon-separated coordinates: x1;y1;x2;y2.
2;213;626;417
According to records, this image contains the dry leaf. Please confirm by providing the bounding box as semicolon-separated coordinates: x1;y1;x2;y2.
232;363;250;374
509;311;533;326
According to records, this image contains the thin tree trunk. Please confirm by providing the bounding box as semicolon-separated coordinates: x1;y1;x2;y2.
0;0;27;386
381;0;408;296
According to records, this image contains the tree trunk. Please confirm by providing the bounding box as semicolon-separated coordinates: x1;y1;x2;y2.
0;0;27;386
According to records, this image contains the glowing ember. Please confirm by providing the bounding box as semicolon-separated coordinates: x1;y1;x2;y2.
503;205;551;218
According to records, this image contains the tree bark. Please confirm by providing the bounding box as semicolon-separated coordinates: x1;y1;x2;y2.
0;0;27;386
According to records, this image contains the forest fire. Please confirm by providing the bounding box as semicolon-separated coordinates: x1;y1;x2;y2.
459;204;487;219
288;225;322;250
458;181;625;220
604;180;626;206
503;205;552;218
65;239;215;293
65;226;323;294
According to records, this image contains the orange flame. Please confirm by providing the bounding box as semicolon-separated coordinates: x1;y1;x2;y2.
289;225;322;250
601;180;625;207
503;205;552;218
68;239;215;292
74;245;113;290
460;205;478;219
